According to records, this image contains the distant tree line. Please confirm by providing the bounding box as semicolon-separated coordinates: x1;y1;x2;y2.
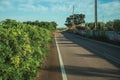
85;19;120;31
23;20;57;31
65;14;120;31
0;19;57;31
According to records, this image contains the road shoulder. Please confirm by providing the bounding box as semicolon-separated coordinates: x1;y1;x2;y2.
35;41;62;80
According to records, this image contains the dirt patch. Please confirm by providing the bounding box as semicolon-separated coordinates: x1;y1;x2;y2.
35;41;62;80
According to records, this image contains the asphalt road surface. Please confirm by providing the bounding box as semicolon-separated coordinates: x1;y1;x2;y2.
55;32;120;80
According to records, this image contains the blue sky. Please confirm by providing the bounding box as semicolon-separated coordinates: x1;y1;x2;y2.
0;0;120;28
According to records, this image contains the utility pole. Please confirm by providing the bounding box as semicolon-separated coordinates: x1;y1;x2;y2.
72;5;74;24
72;5;76;30
94;0;97;30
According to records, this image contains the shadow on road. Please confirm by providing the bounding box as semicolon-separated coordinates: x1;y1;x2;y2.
54;32;120;80
43;65;120;79
65;65;120;78
74;53;100;58
60;32;120;68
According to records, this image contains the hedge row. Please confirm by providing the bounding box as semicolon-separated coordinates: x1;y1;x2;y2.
0;23;52;80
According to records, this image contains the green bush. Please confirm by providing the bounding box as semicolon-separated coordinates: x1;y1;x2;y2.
0;23;52;80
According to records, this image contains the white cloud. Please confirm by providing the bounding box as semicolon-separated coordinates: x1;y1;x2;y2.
38;5;48;11
98;1;120;21
51;4;70;12
0;0;13;11
18;4;48;12
11;0;33;4
101;1;120;12
18;4;36;11
0;7;3;11
0;0;11;5
38;0;66;3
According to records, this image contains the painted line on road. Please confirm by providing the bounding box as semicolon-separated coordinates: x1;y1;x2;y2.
55;35;68;80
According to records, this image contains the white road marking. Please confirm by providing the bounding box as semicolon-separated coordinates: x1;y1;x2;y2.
55;35;68;80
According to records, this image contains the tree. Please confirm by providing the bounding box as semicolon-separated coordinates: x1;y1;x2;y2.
88;22;95;30
65;13;85;30
85;23;91;30
97;22;106;30
113;19;120;30
34;20;40;26
73;14;85;25
23;21;32;25
51;21;57;30
105;21;114;30
1;19;18;28
65;17;72;28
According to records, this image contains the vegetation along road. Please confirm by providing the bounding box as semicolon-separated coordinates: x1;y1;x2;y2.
55;32;120;80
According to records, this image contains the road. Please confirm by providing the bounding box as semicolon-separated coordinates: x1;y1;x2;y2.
55;32;120;80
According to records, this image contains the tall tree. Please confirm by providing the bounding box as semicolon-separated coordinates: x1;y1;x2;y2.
65;14;85;29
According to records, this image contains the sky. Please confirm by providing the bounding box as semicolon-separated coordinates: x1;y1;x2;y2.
0;0;120;28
